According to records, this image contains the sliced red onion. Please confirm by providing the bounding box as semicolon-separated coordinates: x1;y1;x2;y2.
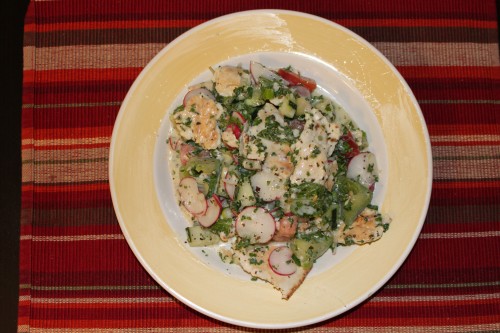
291;85;311;98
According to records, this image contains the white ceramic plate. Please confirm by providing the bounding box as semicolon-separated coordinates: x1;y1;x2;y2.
109;10;432;329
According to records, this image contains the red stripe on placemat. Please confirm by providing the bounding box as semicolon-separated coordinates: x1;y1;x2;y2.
431;186;500;206
31;183;110;193
31;0;499;23
399;66;500;79
23;18;498;33
421;103;500;125
22;126;114;142
432;180;500;190
24;68;143;84
428;124;500;136
33;186;113;209
28;106;119;129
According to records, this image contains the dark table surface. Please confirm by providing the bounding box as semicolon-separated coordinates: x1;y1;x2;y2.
1;1;30;332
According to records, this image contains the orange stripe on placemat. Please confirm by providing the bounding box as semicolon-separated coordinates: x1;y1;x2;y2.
370;293;500;305
32;142;110;151
28;319;215;329
24;19;204;32
30;299;175;310
398;66;500;79
23;18;498;33
23;68;143;83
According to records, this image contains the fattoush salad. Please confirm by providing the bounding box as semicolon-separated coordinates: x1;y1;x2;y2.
167;61;390;299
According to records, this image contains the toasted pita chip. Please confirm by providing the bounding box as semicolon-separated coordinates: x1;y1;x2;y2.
233;243;310;300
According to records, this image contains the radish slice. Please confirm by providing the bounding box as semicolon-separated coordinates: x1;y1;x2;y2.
250;61;285;84
250;171;286;202
232;111;246;124
178;177;207;215
269;246;297;276
231;153;239;165
241;159;262;171
224;172;239;185
197;195;222;227
224;173;238;200
221;127;239;149
346;152;379;189
235;206;275;244
183;87;215;107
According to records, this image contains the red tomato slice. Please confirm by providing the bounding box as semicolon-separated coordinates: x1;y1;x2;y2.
227;123;242;139
277;68;317;92
341;132;360;160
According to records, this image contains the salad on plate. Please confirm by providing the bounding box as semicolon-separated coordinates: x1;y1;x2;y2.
167;61;390;299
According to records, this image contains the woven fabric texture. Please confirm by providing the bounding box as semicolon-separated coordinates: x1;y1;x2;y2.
19;0;500;331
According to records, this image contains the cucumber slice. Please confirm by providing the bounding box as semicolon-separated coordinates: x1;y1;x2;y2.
279;95;296;118
180;157;222;197
244;87;264;107
236;179;256;208
261;87;275;100
333;176;372;227
295;96;310;116
291;232;333;269
186;226;220;247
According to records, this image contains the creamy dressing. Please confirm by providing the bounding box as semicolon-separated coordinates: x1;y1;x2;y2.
165;61;389;299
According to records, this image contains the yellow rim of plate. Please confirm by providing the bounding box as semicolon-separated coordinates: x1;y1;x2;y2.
109;10;432;329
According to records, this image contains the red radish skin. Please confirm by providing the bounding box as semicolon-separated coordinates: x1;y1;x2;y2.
221;127;240;149
178;177;207;215
211;194;223;207
226;123;242;139
232;111;246;124
236;206;276;244
197;195;222;227
269;246;297;276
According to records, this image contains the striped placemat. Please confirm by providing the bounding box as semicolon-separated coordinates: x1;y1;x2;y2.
19;0;500;331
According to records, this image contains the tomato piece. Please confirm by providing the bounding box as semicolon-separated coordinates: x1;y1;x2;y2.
277;68;317;92
341;132;360;160
227;123;242;139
